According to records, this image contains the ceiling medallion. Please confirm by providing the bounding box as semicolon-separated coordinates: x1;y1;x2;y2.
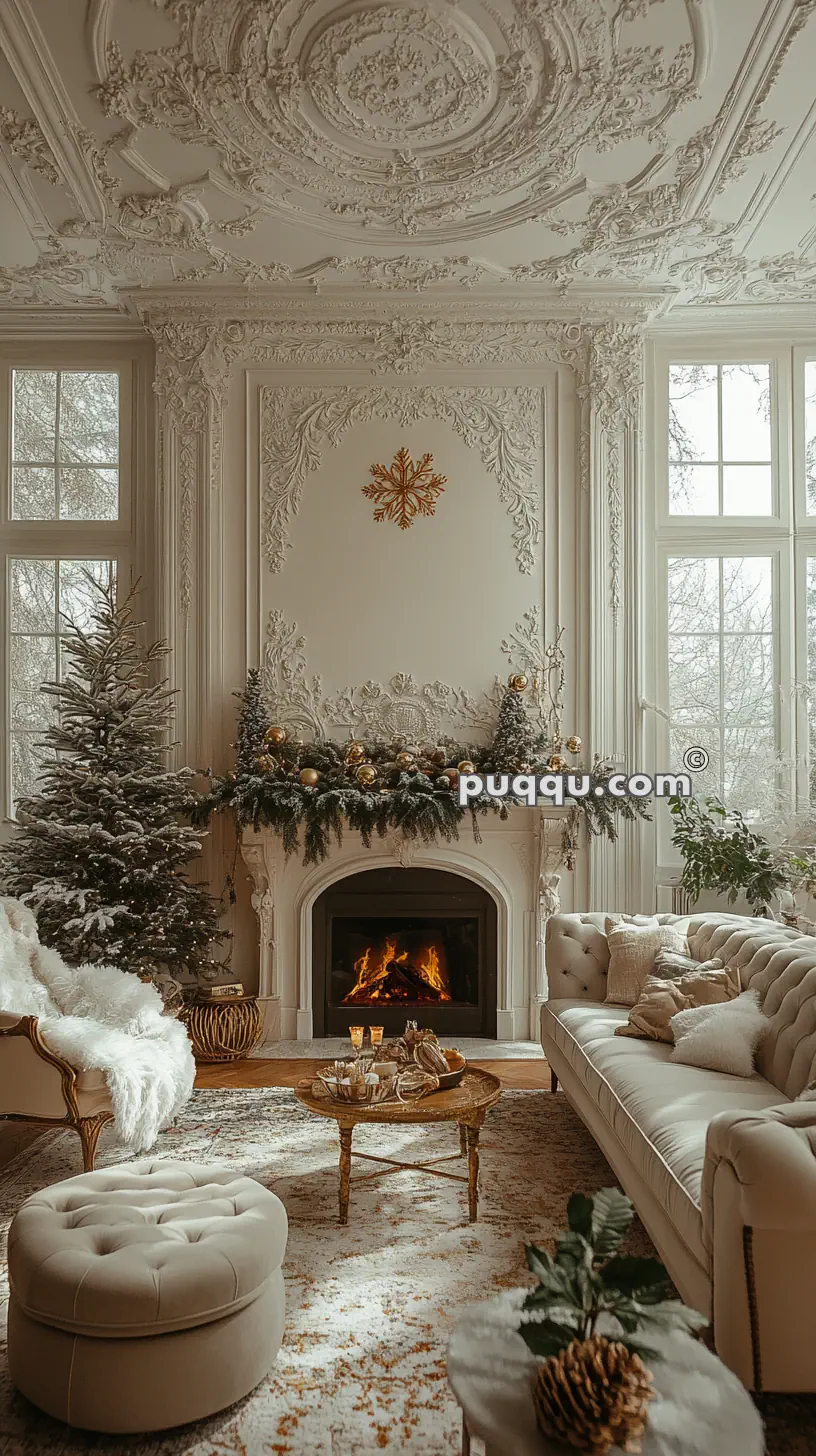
97;0;699;245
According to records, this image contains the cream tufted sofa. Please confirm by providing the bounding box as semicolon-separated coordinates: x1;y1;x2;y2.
542;911;816;1393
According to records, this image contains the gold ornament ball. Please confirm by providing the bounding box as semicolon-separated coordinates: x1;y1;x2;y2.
446;768;460;787
256;754;277;772
299;767;321;787
566;734;582;754
266;726;286;745
356;763;377;786
346;740;365;762
549;754;567;773
395;750;415;770
436;774;454;790
509;672;529;693
457;759;476;774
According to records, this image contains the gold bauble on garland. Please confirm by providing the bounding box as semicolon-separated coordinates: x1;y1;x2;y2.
266;726;286;745
549;754;567;773
345;740;365;763
256;754;277;773
457;759;475;774
566;734;582;754
531;1336;654;1456
435;774;454;789
395;751;415;770
508;672;529;692
356;763;377;786
299;768;321;787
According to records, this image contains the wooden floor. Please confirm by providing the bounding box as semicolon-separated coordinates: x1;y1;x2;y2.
196;1057;551;1090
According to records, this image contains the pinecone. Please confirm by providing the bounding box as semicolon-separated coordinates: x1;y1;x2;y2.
531;1336;654;1455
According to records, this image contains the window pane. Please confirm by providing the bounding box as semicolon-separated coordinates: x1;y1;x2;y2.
722;557;772;633
806;361;816;514
669;364;718;461
10;636;56;727
668;557;719;634
12;466;56;520
722;364;771;461
10;558;55;632
59;559;113;631
667;555;776;818
670;725;720;799
722;636;773;721
11;735;42;809
58;371;119;465
723;464;772;515
669;463;718;515
10;369;120;521
60;467;118;521
668;636;720;723
12;370;56;462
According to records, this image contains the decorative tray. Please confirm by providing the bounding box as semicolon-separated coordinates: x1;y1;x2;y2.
306;1038;468;1106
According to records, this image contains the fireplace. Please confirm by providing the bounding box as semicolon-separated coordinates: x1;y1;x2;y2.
312;867;497;1037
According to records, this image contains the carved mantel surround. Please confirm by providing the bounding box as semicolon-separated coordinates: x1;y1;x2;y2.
241;805;571;1043
138;296;646;961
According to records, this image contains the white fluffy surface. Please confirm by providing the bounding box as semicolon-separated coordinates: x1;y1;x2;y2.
0;898;194;1151
669;989;766;1077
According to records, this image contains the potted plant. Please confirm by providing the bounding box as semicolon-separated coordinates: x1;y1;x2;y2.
667;795;790;916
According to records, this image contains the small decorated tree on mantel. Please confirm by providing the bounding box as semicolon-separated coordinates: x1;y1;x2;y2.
0;575;224;1003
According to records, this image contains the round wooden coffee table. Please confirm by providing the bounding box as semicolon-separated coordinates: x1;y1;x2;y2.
294;1067;502;1225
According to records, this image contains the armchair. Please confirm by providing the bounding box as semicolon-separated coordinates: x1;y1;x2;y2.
0;1012;114;1171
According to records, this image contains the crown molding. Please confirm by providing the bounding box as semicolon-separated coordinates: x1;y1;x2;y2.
0;307;148;340
647;300;816;337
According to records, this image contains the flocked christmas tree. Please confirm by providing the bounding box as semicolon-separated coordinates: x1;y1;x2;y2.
0;575;223;987
482;677;538;774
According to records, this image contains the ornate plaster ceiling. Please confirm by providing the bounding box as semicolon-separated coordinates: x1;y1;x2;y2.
0;0;815;315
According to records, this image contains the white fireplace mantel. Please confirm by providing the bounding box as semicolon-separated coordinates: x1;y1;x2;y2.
241;806;571;1044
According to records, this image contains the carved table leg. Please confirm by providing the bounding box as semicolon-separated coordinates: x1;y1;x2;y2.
461;1410;471;1455
466;1125;481;1223
77;1113;112;1173
338;1126;353;1225
459;1123;468;1157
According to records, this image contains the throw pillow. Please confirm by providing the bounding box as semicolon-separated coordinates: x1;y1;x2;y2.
604;916;689;1007
669;991;766;1077
615;964;740;1043
615;977;694;1042
652;948;724;979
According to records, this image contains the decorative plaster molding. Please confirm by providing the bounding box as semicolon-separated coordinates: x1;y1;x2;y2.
259;384;542;574
0;105;59;183
259;606;550;744
93;0;700;246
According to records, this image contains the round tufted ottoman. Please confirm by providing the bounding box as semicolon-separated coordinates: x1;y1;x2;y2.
6;1159;288;1432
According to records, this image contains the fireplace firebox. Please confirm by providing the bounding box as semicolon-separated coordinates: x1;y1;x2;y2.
312;867;497;1037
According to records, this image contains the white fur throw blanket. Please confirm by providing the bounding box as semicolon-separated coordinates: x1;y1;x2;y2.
0;898;195;1152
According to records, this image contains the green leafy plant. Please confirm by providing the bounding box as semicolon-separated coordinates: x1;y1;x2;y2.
520;1188;706;1362
668;795;789;915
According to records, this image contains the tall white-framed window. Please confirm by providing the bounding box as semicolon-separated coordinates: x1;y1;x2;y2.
648;340;796;874
0;353;141;818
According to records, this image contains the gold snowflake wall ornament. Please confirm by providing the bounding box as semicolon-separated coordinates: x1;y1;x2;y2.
362;446;446;529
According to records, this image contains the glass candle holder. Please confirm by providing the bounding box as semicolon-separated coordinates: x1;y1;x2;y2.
369;1026;384;1052
349;1025;364;1056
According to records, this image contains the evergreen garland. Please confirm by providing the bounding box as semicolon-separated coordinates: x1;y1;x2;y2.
195;673;651;866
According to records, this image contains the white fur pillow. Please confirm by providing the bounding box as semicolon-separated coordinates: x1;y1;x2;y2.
604;916;690;1007
669;990;766;1077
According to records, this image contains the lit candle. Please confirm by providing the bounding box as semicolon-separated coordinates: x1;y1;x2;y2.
349;1025;364;1054
369;1026;384;1051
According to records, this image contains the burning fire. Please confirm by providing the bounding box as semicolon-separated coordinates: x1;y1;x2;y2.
342;934;452;1005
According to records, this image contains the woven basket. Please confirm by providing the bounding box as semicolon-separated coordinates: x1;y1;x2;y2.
180;996;263;1063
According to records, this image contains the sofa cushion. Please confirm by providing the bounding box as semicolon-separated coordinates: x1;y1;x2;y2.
542;999;786;1270
687;923;816;1099
7;1160;288;1338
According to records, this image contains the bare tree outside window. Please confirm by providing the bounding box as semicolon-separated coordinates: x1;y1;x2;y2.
11;370;119;521
668;555;776;820
669;363;772;516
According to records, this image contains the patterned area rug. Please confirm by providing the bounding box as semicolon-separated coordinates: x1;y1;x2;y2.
0;1088;811;1455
